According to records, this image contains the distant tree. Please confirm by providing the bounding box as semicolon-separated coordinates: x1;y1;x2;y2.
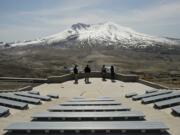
4;43;10;48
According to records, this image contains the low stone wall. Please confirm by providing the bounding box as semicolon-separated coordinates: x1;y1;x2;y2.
0;77;47;83
139;79;169;89
18;86;33;91
0;74;171;90
116;73;139;82
0;85;33;93
48;74;74;83
47;72;139;83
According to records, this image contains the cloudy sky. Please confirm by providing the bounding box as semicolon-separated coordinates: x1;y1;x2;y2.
0;0;180;42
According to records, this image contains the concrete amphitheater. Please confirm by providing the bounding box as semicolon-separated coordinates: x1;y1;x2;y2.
0;73;179;135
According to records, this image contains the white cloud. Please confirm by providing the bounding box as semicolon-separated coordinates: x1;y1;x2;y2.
1;0;180;41
17;0;180;26
132;1;180;22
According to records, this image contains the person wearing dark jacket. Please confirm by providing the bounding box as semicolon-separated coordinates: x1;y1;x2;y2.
101;65;107;81
110;65;115;81
84;65;91;83
73;65;78;84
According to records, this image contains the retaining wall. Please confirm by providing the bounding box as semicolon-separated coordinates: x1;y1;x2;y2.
47;72;139;83
0;85;33;93
139;79;168;89
0;77;47;83
0;73;171;90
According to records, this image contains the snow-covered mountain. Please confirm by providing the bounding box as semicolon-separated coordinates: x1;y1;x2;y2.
9;22;179;48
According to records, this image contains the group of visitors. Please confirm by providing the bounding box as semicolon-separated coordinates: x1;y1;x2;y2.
73;65;115;84
101;65;115;81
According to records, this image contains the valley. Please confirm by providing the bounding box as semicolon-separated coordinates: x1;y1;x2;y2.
0;46;180;89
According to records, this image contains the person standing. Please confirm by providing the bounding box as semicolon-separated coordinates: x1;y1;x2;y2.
110;65;115;81
84;65;91;83
73;65;78;84
101;65;107;81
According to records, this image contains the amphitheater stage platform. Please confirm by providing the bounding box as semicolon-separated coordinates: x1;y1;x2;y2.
0;78;179;135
